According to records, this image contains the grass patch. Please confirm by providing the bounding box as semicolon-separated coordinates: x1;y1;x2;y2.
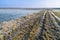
54;12;60;18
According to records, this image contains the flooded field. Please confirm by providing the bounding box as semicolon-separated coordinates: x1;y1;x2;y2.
0;9;40;22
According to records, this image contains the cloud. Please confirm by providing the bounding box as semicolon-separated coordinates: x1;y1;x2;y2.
44;0;60;8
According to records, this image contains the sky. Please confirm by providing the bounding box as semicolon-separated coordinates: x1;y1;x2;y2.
0;0;60;8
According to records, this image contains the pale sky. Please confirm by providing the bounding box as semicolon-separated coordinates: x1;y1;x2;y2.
0;0;60;8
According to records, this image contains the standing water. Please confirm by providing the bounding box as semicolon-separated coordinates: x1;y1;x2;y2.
0;9;40;22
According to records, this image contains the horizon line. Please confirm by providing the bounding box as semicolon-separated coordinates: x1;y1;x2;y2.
0;8;60;9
